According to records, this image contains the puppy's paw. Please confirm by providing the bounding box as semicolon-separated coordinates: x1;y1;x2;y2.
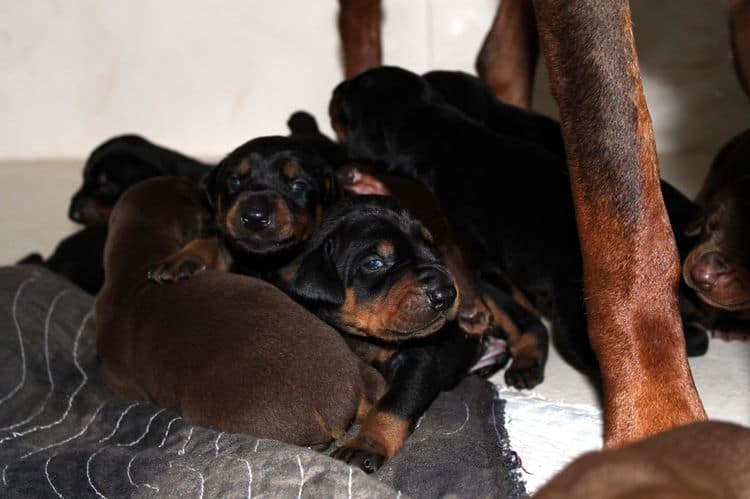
713;329;750;342
331;441;386;474
505;358;544;390
147;255;206;284
458;297;493;336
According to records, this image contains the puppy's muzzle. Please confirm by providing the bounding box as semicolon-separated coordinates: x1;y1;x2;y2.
418;266;457;312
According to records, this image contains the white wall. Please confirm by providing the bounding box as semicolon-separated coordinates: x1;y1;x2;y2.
1;0;749;263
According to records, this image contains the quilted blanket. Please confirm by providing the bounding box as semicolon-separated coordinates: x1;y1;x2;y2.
0;265;525;498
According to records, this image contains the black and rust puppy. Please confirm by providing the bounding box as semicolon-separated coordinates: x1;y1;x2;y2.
96;176;385;448
683;130;750;341
148;135;338;282
422;70;565;158
281;195;490;472
70;134;210;226
330;66;709;372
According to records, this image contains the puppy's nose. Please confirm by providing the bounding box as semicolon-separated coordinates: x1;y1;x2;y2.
69;200;84;223
419;267;457;312
240;208;271;229
691;252;729;291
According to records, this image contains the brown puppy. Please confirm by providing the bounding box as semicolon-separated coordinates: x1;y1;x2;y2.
534;421;750;499
684;130;750;341
95;177;384;448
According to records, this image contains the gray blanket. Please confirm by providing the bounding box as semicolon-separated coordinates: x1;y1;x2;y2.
0;265;526;498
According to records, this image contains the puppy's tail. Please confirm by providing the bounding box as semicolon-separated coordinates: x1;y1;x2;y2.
287;111;320;135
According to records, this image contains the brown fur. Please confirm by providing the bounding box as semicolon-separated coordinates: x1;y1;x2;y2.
534;421;750;498
343;410;411;459
96;177;385;448
338;0;382;78
533;0;706;446
476;0;539;107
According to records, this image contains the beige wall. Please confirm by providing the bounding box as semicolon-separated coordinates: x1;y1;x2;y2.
1;0;749;263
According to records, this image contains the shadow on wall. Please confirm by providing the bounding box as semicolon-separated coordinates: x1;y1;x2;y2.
531;0;750;198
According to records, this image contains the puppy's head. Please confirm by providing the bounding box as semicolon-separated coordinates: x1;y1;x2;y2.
683;179;750;311
69;135;162;226
329;66;434;159
202;136;338;256
284;196;458;342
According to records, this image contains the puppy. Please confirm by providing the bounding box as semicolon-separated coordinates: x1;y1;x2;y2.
148;135;338;282
70;134;210;226
95;177;385;448
337;163;549;388
330;66;708;373
281;195;491;472
18;226;107;295
422;70;565;158
683;130;750;341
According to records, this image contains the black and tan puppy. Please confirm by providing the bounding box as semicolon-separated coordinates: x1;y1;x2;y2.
422;70;565;158
330;66;709;373
281;195;493;472
96;177;385;448
70;134;210;226
684;130;750;341
148;135;338;282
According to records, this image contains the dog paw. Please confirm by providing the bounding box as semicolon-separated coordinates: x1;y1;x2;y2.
713;329;750;342
458;298;493;336
331;441;386;474
505;359;544;390
147;255;206;284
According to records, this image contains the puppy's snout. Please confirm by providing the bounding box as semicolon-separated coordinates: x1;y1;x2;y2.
419;267;457;312
691;252;729;291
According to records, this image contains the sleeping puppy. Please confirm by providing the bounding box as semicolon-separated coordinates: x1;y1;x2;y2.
96;176;385;448
422;70;565;158
683;130;750;341
70;134;210;226
148;135;338;282
330;66;708;374
281;195;492;472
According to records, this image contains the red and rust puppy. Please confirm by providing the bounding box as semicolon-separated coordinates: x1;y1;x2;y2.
684;130;750;341
148;135;338;282
96;177;385;448
281;195;488;472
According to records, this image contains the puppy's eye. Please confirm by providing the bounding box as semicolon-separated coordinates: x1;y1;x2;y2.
361;257;385;273
227;176;241;191
290;179;308;193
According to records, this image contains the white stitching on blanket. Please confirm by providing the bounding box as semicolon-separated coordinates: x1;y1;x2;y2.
99;403;139;443
126;453;160;493
45;456;64;498
2;465;7;486
347;466;353;499
86;447;108;498
158;416;182;448
178;427;194;455
0;278;35;407
21;401;106;459
296;454;305;499
169;462;205;499
217;456;252;499
442;402;470;436
0;311;93;445
253;439;260;452
396;490;402;499
116;408;165;447
0;290;69;432
214;432;224;457
491;399;502;448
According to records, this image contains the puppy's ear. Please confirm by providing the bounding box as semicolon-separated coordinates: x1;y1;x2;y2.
289;238;345;309
200;165;221;209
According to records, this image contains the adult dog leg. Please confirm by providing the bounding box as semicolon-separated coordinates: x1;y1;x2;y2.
533;0;706;446
476;0;539;107
339;0;382;78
